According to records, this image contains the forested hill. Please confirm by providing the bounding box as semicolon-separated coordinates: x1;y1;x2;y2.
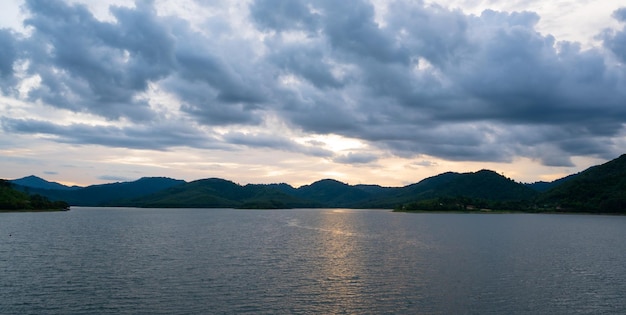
537;154;626;212
10;175;81;190
0;179;69;211
385;170;539;211
7;154;626;212
118;178;320;209
12;170;538;209
11;177;185;206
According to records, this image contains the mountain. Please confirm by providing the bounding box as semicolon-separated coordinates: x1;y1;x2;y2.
380;170;539;210
5;171;541;209
6;154;626;212
10;175;80;190
262;171;538;209
14;177;186;206
131;178;393;209
538;154;626;212
127;178;319;209
0;179;69;211
291;179;375;207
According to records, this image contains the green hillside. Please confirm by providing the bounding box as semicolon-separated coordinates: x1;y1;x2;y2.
0;179;69;211
8;154;626;213
10;175;80;190
385;170;539;211
538;154;626;213
14;177;186;206
127;178;319;209
292;179;376;207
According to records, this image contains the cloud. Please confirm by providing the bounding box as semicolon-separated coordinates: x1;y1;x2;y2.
249;0;320;32
268;42;346;89
601;7;626;63
0;116;223;150
259;1;626;165
0;0;625;169
0;29;17;78
411;160;438;168
0;28;18;93
97;175;133;182
333;152;378;164
222;131;333;157
616;8;626;21
20;0;177;121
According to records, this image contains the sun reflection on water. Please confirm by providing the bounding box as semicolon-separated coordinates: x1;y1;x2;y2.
311;210;369;312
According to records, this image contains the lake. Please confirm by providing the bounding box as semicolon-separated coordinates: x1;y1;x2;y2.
1;207;626;314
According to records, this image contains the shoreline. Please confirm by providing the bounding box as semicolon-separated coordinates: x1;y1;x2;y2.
0;208;70;213
393;209;626;215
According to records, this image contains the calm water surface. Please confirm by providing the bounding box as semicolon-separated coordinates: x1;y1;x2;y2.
1;208;626;314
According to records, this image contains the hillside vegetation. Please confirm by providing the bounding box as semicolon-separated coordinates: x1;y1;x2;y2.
0;180;69;211
537;154;626;212
8;154;626;213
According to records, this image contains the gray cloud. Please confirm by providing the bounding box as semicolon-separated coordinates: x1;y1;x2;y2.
0;1;625;167
249;0;320;32
268;42;345;89
21;0;178;121
97;175;133;182
255;2;626;165
602;8;626;63
0;28;18;94
0;116;223;151
333;152;378;164
0;29;17;79
223;131;333;157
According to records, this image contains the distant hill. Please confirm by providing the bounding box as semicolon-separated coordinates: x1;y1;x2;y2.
0;179;69;211
538;154;626;212
127;178;319;209
10;175;80;190
6;154;626;212
291;179;376;207
13;177;186;206
375;170;539;210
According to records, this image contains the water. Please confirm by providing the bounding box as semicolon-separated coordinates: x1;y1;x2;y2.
1;208;626;314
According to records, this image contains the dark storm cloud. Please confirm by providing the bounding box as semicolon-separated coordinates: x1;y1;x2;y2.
1;1;625;166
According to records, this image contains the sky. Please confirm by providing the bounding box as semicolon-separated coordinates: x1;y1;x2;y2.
1;0;625;187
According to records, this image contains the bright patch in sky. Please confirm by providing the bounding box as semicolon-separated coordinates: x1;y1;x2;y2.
0;0;625;187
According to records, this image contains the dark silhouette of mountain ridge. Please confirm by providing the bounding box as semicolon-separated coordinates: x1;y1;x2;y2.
7;153;626;212
10;175;80;190
12;177;185;206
